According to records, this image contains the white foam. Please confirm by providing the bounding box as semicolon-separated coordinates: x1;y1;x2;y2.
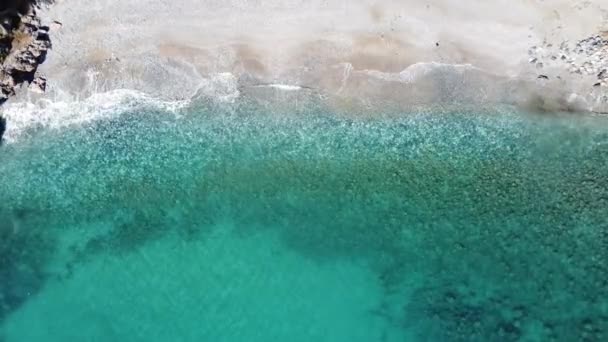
362;62;478;84
197;73;240;102
0;71;245;144
1;90;190;144
255;84;303;91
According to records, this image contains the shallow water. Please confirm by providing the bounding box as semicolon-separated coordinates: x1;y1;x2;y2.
1;100;607;341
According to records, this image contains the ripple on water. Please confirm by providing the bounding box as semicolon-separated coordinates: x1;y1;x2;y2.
0;102;607;341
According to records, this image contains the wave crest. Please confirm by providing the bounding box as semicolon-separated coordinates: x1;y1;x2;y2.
1;90;189;144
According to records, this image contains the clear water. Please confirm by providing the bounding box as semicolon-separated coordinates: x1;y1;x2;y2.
1;100;607;341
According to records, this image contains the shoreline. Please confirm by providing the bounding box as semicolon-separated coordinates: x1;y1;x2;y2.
36;0;608;111
1;0;608;143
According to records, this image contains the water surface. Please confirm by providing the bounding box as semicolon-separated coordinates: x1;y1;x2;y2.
1;101;607;341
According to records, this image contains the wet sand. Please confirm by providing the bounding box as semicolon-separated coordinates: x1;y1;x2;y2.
21;0;608;112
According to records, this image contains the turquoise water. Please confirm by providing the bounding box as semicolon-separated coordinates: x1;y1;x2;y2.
1;99;608;341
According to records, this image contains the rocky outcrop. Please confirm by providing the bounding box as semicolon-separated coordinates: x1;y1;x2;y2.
528;32;608;114
0;1;51;142
529;35;608;86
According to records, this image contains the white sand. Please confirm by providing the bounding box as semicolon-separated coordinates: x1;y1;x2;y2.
24;0;608;110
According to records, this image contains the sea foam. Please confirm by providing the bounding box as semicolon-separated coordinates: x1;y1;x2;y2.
0;90;188;143
0;72;243;144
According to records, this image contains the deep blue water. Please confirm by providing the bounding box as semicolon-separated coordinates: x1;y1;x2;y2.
1;100;607;341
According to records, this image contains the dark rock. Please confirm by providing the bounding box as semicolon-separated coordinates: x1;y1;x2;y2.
0;1;51;104
0;2;53;142
538;75;549;80
0;116;6;143
50;20;61;30
0;1;37;14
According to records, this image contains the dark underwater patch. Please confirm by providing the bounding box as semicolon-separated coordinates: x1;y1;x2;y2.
0;209;54;323
0;105;607;340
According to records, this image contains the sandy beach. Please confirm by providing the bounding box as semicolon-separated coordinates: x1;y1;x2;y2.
26;0;606;112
